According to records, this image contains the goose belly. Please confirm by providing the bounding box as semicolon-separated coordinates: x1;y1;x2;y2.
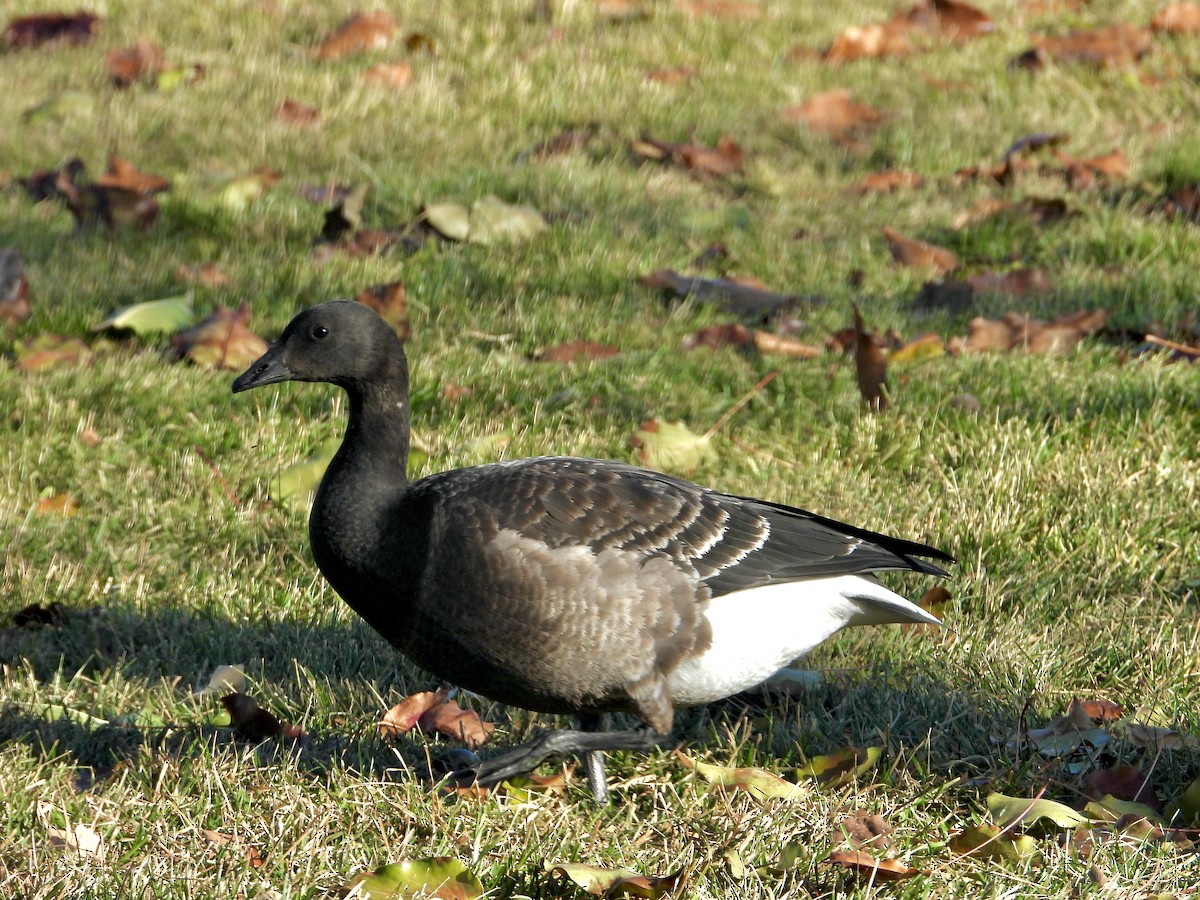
668;575;936;706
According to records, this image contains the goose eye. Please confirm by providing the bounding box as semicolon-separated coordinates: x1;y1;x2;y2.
312;325;329;340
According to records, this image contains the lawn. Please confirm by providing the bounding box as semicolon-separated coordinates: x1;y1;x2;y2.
2;0;1200;896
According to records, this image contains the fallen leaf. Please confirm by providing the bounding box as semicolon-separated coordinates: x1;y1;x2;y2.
193;664;247;697
0;247;31;328
839;810;894;849
1169;777;1200;825
853;307;888;411
550;862;682;898
1013;698;1112;756
419;696;495;749
987;792;1090;829
16;334;94;372
881;227;958;273
276;98;320;125
355;281;410;340
965;309;1108;354
912;0;995;40
315;11;396;60
220;692;305;741
96;155;170;195
469;196;549;244
4;12;100;49
1153;3;1200;33
784;89;885;137
852;169;923;193
94;295;192;335
271;438;340;513
825;22;914;64
827;850;922;882
363;61;413;88
638;269;802;320
46;824;104;860
949;824;1040;862
379;691;442;738
966;268;1053;297
683;323;753;351
1017;23;1152;70
1085;765;1159;809
48;159;161;230
633;134;745;177
534;340;620;363
645;64;698;84
752;331;823;357
1075;698;1123;722
1083;795;1163;824
348;858;483;900
176;262;232;287
632;420;715;473
1122;722;1200;751
35;493;78;516
677;751;809;801
888;333;946;364
105;39;164;87
171;303;268;370
217;167;279;212
797;746;881;787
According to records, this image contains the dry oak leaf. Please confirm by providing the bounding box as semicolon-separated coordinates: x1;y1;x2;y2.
105;39;164;87
852;169;923;193
1153;3;1200;33
96;155;170;195
881;227;959;273
645;64;698;84
853;306;889;411
827;850;922;882
276;99;320;126
314;11;396;60
363;61;413;88
966;268;1053;297
379;689;495;748
1023;23;1153;69
785;89;884;136
171;303;267;371
825;22;914;64
4;12;100;49
633;134;744;177
534;340;620;363
354;281;410;340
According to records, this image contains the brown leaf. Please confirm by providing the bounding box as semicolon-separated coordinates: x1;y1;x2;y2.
852;169;923;193
276;99;320;126
315;11;396;60
4;12;100;49
682;323;752;351
96;155;170;195
853;307;888;411
881;227;959;273
633;134;744;177
175;262;232;288
0;248;31;328
840;811;894;850
363;61;413;88
354;281;411;340
379;691;442;738
915;0;994;40
220;693;300;741
1124;723;1200;751
966;268;1053;297
1153;3;1200;32
638;269;800;321
1085;765;1160;809
784;90;885;137
171;304;268;371
35;493;78;516
16;334;94;371
825;22;914;64
420;698;495;749
1075;698;1124;722
441;383;473;402
827;850;922;881
644;64;698;84
105;39;164;87
1021;23;1152;69
966;309;1109;353
534;340;620;363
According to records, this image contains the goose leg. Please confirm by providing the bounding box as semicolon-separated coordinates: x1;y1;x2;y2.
460;725;659;799
579;714;610;805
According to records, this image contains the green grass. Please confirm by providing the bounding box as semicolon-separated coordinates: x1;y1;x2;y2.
2;0;1200;896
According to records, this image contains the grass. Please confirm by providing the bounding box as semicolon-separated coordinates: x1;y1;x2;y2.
2;0;1200;896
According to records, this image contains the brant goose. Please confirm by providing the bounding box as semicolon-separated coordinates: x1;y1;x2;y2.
233;301;951;802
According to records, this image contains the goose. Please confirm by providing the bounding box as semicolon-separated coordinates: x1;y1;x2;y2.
233;300;951;803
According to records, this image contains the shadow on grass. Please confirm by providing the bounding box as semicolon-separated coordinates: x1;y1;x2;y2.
0;603;1030;802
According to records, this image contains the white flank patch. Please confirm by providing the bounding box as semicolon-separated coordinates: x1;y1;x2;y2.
668;575;941;706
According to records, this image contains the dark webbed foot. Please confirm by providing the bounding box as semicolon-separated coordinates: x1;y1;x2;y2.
452;726;660;804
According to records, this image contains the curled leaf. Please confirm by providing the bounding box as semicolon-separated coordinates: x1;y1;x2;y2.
348;858;483;900
827;850;922;882
797;746;881;787
550;862;682;897
677;751;809;801
986;792;1090;830
94;296;192;335
631;420;715;473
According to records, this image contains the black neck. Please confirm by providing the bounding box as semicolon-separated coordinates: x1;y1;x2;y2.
338;354;411;487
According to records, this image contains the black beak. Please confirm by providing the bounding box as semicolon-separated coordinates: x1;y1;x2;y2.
232;343;292;393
